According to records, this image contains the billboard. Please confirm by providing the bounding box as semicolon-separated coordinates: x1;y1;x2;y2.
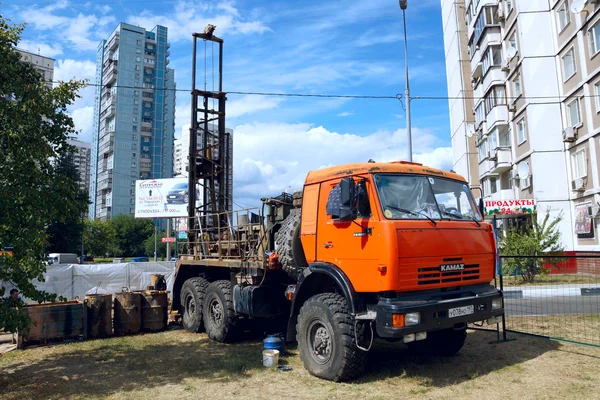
484;199;536;216
135;178;200;218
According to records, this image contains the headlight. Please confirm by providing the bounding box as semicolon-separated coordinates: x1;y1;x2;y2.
492;298;502;310
405;312;420;326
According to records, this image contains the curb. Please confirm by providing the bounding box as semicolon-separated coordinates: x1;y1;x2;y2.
503;288;600;298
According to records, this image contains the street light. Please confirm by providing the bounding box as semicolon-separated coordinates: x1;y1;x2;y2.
399;0;412;162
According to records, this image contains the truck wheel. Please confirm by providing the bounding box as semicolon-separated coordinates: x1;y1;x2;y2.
203;280;238;343
296;293;367;382
407;327;467;357
181;277;210;333
275;208;307;280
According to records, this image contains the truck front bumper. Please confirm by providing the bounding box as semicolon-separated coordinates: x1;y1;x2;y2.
375;284;503;339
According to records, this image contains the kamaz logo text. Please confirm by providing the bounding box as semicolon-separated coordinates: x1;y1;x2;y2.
440;263;465;272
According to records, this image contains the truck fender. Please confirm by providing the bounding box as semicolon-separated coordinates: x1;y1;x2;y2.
285;262;361;342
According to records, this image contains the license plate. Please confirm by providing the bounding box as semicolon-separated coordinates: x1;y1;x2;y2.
169;196;176;198
448;305;474;318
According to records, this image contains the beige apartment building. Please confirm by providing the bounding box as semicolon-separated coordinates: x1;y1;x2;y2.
17;48;54;88
442;0;600;251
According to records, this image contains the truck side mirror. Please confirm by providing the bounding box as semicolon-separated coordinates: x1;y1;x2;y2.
478;198;484;218
338;177;356;221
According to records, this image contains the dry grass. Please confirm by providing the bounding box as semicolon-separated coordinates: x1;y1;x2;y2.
495;274;599;287
1;328;600;400
506;314;600;346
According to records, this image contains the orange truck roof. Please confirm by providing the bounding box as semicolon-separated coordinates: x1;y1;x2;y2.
304;161;467;185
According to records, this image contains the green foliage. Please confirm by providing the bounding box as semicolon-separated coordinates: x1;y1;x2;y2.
84;219;119;257
46;152;89;254
498;210;565;283
110;215;155;257
144;231;176;259
0;15;87;333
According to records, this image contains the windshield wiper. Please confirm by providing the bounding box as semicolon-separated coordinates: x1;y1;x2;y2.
386;205;437;226
469;216;481;227
440;211;463;220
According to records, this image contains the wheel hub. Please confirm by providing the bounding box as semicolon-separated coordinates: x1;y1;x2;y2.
308;320;332;364
209;298;223;326
185;295;195;318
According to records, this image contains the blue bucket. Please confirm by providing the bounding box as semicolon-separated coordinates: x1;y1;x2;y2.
263;333;285;354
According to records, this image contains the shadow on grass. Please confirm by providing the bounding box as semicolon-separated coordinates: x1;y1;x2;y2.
355;329;560;386
0;330;265;400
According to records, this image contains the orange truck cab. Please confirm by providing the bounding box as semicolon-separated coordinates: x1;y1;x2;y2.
286;161;503;370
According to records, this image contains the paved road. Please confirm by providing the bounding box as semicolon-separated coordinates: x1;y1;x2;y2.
505;296;600;317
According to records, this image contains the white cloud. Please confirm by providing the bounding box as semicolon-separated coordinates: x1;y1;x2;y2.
232;122;452;205
20;0;70;30
228;95;283;118
16;40;63;58
54;59;96;82
64;13;112;51
337;111;353;117
71;106;94;143
127;1;270;43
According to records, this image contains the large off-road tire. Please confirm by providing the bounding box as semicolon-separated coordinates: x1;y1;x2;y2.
181;277;210;333
407;327;467;357
203;280;238;343
296;293;367;382
275;208;308;280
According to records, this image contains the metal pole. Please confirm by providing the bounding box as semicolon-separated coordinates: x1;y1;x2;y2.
80;213;84;264
154;219;157;262
402;7;413;162
166;218;171;259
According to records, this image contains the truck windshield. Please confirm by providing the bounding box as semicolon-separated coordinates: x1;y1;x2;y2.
374;174;482;222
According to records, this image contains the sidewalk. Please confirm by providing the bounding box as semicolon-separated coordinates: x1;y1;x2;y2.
503;283;600;298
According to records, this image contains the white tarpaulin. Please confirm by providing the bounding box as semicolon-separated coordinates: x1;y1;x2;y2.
2;262;176;302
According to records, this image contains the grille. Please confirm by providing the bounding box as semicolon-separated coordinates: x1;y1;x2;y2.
417;264;480;285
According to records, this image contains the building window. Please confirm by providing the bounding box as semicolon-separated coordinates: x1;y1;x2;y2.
132;153;137;158
489;130;498;150
490;177;498;194
594;81;600;112
572;149;587;179
133;117;138;122
482;45;502;75
478;139;487;161
508;32;517;51
484;86;506;114
137;40;142;45
499;128;511;147
131;161;137;167
134;99;139;105
589;20;600;56
136;56;141;62
136;48;141;54
517;118;527;144
506;0;513;12
557;1;570;32
132;134;137;140
466;1;474;25
134;65;141;71
567;99;581;127
513;74;522;97
132;125;138;131
562;47;576;80
131;180;136;186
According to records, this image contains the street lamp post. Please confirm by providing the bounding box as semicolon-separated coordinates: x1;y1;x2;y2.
399;0;413;162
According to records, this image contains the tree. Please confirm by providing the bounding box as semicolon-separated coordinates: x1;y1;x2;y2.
498;210;565;283
109;215;155;257
0;15;87;333
84;219;118;257
46;151;89;254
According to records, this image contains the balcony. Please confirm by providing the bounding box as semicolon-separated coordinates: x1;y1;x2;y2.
479;157;495;177
100;104;115;120
103;67;117;85
490;148;512;174
489;189;516;202
107;34;119;51
142;83;154;92
481;67;505;94
484;106;509;134
98;177;113;191
471;62;483;80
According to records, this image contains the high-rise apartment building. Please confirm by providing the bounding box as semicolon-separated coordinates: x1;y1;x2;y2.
173;123;234;210
441;0;600;251
67;138;92;193
17;48;54;88
90;23;176;220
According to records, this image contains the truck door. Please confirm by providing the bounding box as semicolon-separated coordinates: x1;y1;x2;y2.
316;177;393;292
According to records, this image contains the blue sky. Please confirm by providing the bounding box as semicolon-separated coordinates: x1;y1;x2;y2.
5;0;452;206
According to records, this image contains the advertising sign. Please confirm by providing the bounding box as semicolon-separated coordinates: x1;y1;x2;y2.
484;199;536;216
161;237;175;243
574;203;593;238
135;178;200;218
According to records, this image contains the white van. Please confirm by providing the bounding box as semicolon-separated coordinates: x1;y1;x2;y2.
47;253;79;265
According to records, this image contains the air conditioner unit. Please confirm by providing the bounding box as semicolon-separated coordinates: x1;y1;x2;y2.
521;176;532;189
497;7;505;20
501;59;510;71
572;177;586;192
563;126;577;142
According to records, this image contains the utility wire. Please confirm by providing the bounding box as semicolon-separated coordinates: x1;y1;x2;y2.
46;80;600;102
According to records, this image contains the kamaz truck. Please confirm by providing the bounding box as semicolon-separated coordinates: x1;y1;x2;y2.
171;160;503;381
